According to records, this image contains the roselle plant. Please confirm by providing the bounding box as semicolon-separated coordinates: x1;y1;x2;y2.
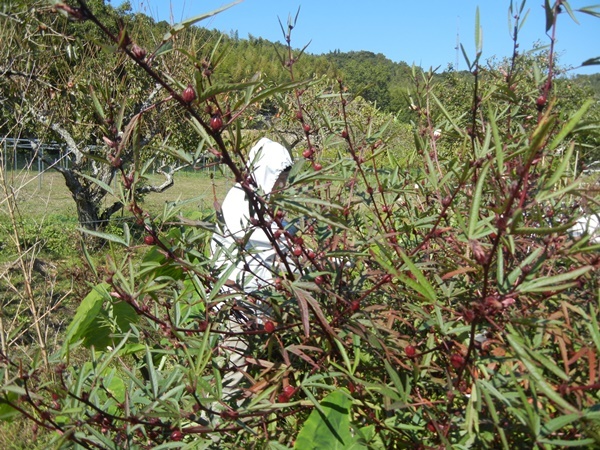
1;0;599;449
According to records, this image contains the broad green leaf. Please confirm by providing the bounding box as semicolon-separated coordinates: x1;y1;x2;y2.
0;393;19;421
294;390;366;450
63;283;110;352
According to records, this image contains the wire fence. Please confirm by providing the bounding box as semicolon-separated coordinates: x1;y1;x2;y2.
1;137;72;189
1;137;220;187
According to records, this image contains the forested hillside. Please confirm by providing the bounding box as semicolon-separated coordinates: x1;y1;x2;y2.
119;2;600;117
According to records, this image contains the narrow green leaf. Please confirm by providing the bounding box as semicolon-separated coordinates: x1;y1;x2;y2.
145;345;158;399
460;43;472;69
548;99;593;152
488;105;503;172
544;0;554;31
542;413;582;435
431;91;465;135
76;172;114;196
517;265;592;293
543;142;575;189
577;6;600;18
506;334;578;413
162;0;242;41
77;227;128;246
561;1;579;23
399;250;437;302
536;438;596;447
89;85;105;120
475;7;483;55
198;80;259;104
468;161;491;239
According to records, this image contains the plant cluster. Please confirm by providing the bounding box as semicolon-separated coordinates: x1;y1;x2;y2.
1;1;599;449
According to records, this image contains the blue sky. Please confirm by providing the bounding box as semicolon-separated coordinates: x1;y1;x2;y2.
114;0;600;75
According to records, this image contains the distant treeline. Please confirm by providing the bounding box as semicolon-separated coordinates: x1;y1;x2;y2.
112;1;598;120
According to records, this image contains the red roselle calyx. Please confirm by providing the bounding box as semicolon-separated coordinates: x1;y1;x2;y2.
182;84;196;103
131;44;146;60
536;95;547;111
302;148;313;159
210;114;223;132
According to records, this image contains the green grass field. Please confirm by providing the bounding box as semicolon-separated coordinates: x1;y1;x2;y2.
1;169;232;219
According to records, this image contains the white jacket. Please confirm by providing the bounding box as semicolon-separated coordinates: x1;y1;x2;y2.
211;138;293;292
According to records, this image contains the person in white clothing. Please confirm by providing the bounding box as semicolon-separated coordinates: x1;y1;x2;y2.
211;137;293;295
210;137;294;401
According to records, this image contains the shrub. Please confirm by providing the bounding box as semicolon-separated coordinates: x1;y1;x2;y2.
1;1;599;449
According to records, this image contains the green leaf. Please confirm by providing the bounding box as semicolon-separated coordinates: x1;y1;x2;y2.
63;283;110;352
542;413;582;435
0;393;19;421
398;249;437;302
77;228;128;246
577;5;600;19
162;0;242;41
517;265;592;293
294;390;367;450
548;99;593;152
561;1;579;23
536;438;596;447
544;0;554;32
543;142;575;189
475;6;483;55
62;283;138;352
77;172;115;197
89;85;105;120
197;80;260;104
468;161;490;239
506;333;578;413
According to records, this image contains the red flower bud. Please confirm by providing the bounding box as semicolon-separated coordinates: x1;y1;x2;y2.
210;114;223;132
264;320;275;333
182;84;196;103
170;430;183;441
450;354;465;369
283;385;295;397
536;95;547;111
131;44;146;60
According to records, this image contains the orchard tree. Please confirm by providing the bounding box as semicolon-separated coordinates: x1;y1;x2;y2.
1;0;199;235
